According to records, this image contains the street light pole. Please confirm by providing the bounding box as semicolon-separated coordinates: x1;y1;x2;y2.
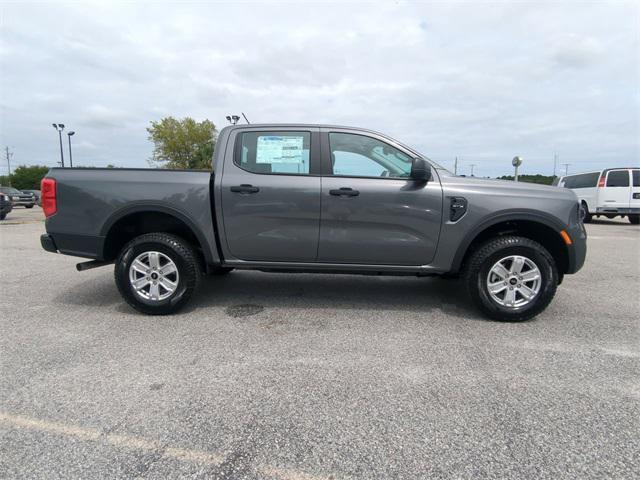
67;131;75;168
52;124;65;167
469;164;476;177
562;163;570;176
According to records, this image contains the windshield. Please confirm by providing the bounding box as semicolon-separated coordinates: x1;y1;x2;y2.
0;187;21;194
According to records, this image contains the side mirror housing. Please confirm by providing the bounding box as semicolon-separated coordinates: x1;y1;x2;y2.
410;158;431;182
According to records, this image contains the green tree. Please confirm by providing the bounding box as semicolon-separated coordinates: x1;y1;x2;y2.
147;117;217;169
3;165;50;189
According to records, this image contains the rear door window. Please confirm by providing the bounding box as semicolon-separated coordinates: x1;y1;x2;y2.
633;170;639;187
236;131;312;175
606;170;630;187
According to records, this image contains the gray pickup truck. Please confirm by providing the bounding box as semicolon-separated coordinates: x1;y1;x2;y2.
41;124;586;321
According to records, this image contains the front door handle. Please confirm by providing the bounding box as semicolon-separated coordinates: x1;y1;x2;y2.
329;187;359;197
230;184;260;194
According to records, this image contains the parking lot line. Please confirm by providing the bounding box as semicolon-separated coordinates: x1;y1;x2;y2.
0;411;333;479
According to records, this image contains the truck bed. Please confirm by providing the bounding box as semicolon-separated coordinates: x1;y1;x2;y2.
43;168;219;263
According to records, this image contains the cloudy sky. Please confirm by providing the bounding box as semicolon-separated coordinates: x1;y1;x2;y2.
1;1;638;177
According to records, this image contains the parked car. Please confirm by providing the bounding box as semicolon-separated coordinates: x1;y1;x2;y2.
40;124;587;321
0;186;36;208
553;168;640;224
22;189;41;206
0;192;12;220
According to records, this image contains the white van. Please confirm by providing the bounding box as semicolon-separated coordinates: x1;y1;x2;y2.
554;168;639;224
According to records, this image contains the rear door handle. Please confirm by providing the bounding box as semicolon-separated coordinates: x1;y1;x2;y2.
329;187;359;197
230;184;260;194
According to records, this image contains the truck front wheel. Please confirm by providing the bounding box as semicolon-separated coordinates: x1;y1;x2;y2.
464;236;558;322
114;233;200;315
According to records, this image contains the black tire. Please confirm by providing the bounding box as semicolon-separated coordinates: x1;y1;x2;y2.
114;233;200;315
208;266;234;275
0;213;5;220
629;215;640;225
25;205;34;209
463;236;558;322
581;202;592;223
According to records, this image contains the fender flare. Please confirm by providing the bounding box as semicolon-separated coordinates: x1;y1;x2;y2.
450;209;568;273
100;202;216;264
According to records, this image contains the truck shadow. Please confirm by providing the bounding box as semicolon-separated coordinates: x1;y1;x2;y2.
188;271;480;319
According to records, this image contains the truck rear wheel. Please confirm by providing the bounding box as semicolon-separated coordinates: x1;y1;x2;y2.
464;236;558;322
115;233;200;315
629;215;639;225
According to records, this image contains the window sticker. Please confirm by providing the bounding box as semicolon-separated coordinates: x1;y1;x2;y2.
256;136;304;165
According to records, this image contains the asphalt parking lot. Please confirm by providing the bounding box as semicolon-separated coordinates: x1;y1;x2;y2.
1;207;638;479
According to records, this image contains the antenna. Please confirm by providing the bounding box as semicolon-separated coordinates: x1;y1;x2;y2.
241;112;250;124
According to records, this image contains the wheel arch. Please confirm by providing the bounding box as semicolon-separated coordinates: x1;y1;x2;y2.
452;211;571;277
100;204;214;265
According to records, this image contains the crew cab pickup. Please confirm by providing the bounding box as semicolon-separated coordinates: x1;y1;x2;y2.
41;124;586;321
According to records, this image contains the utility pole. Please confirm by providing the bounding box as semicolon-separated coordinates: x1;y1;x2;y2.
561;163;570;176
553;152;558;177
454;156;458;175
5;146;13;185
469;164;476;177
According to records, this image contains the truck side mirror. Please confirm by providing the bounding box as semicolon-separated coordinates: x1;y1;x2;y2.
410;158;431;182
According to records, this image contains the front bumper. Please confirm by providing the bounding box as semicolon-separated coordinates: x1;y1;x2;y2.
565;221;587;274
596;207;640;215
12;200;36;207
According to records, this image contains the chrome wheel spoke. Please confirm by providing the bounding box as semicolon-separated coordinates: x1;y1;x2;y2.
520;269;540;282
131;259;148;275
148;252;160;269
518;284;536;300
159;277;177;291
488;281;507;294
148;282;160;300
503;288;517;306
510;256;525;274
160;263;177;276
132;277;150;290
492;263;510;280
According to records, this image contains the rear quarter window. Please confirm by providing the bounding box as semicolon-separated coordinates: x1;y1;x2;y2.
572;172;599;188
633;170;639;187
606;170;630;187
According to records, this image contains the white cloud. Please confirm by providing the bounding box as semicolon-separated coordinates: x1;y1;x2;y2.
0;0;638;177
